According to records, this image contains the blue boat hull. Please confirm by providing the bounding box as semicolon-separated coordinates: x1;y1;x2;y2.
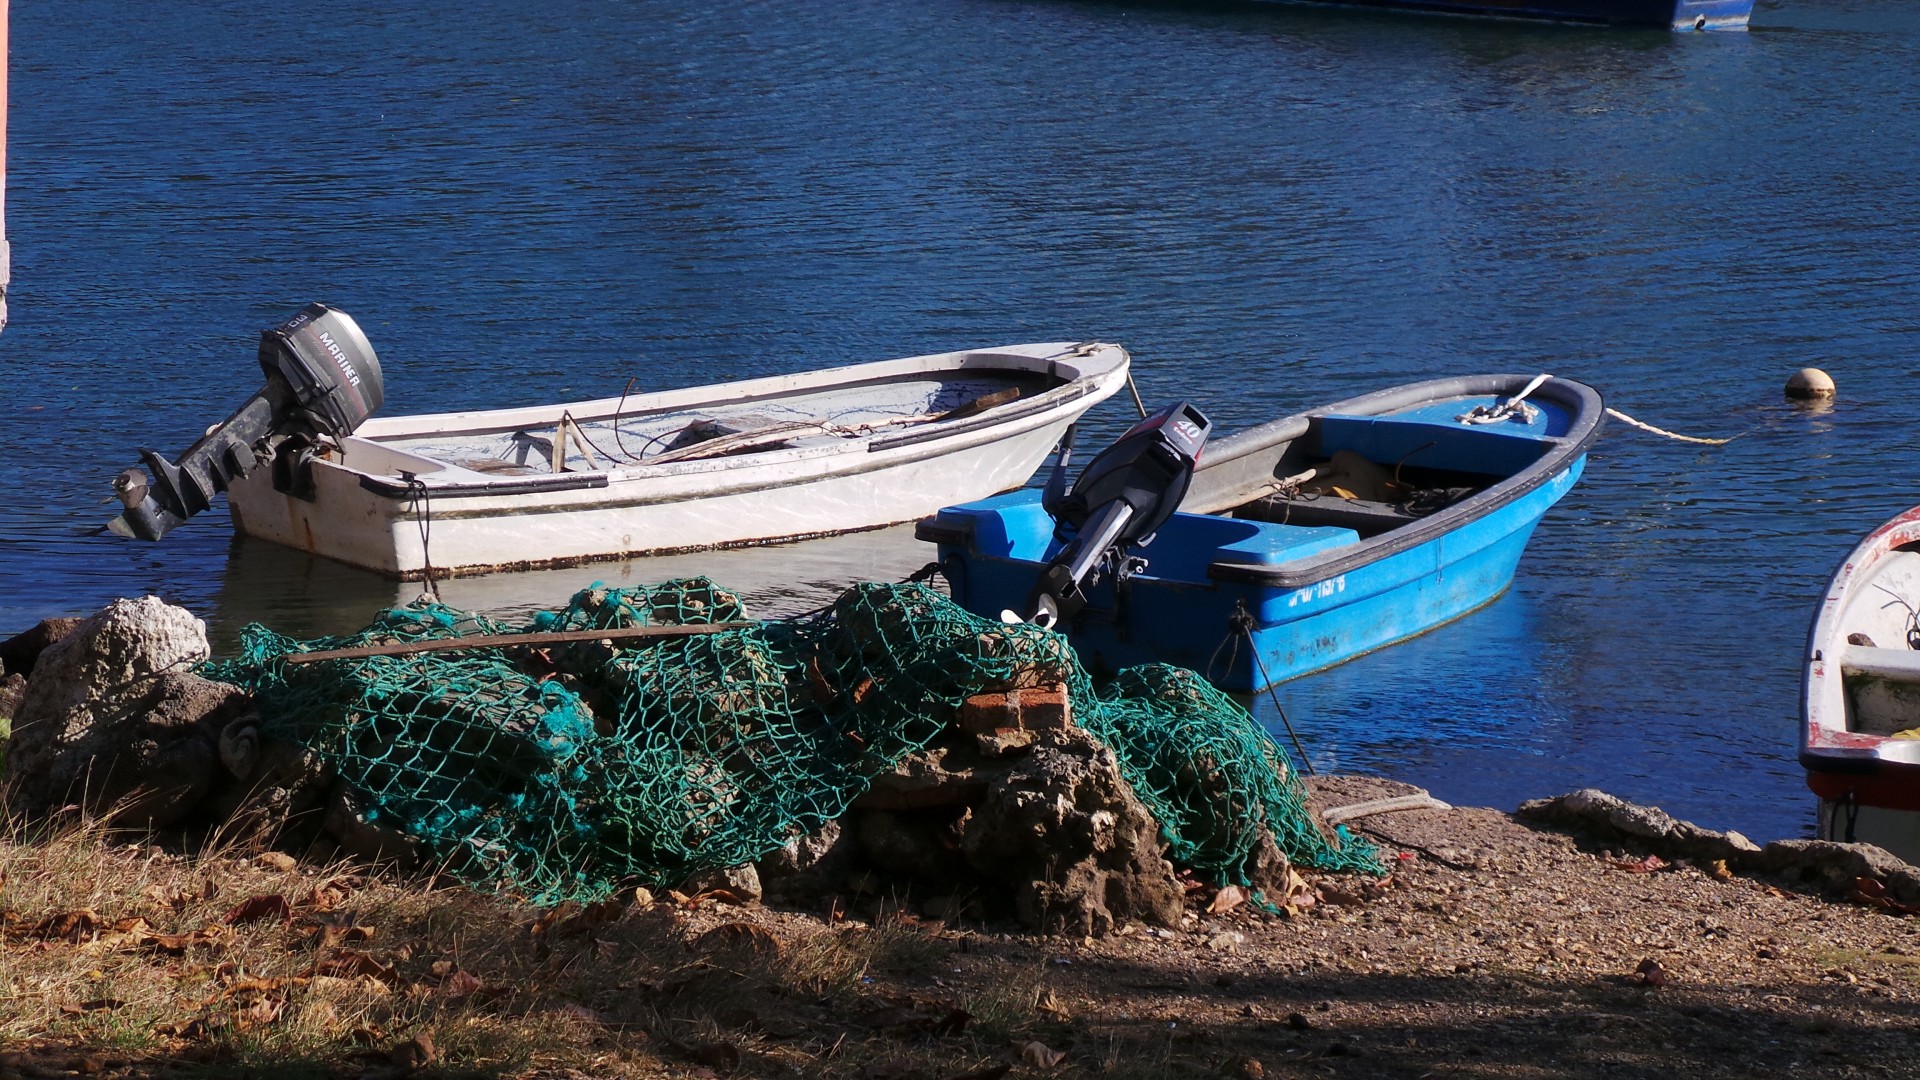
1253;0;1750;29
921;375;1603;694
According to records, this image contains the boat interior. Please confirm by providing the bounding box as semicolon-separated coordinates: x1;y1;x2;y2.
1227;410;1554;539
1839;543;1920;737
341;370;1065;482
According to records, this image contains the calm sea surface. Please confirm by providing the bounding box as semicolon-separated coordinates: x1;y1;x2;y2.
2;0;1917;843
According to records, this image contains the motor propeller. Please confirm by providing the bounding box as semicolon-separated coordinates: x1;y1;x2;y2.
1008;401;1212;629
107;303;384;542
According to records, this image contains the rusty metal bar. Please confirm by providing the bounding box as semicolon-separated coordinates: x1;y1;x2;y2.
281;622;756;665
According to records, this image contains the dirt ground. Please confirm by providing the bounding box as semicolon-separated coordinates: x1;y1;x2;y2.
3;776;1918;1080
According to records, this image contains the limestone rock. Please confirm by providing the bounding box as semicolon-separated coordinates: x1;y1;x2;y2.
1754;839;1920;902
4;596;246;826
1516;789;1762;864
209;729;334;848
1;673;24;728
756;820;858;899
960;728;1183;936
683;863;763;903
0;616;84;679
855;742;994;810
1240;830;1297;896
322;785;424;870
854;807;971;884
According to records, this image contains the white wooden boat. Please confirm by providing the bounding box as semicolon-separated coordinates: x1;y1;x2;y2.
1803;505;1920;863
224;341;1130;579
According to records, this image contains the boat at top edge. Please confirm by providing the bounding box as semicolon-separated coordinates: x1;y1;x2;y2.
1802;506;1920;863
1251;0;1751;30
919;374;1604;692
225;341;1131;579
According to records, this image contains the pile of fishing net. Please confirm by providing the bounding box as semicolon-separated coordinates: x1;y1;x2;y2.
206;580;1377;903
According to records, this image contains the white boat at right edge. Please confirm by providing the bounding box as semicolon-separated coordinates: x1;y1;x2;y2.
1802;504;1920;863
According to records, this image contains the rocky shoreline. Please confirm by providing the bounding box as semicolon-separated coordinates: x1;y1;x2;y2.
4;599;1919;1078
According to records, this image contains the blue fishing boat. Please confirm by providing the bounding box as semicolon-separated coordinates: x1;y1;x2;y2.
1254;0;1751;30
917;375;1605;693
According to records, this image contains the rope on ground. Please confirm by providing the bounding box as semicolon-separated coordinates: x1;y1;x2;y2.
1603;407;1736;446
1322;791;1452;825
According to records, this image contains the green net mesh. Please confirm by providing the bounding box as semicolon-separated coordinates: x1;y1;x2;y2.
205;579;1378;903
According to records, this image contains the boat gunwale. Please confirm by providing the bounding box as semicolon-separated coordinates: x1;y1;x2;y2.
350;341;1124;441
357;385;1119;515
1194;374;1605;589
1800;504;1920;782
331;342;1130;499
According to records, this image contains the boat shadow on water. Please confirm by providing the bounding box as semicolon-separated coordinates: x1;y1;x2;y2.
208;523;935;655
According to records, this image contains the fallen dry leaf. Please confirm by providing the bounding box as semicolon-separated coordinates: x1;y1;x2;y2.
1208;885;1249;915
233;995;286;1031
1851;877;1920;915
15;909;104;943
436;968;484;998
316;923;377;949
222;894;293;925
141;884;194;912
311;949;398;983
153;1018;208;1040
389;1032;438;1071
145;926;227;955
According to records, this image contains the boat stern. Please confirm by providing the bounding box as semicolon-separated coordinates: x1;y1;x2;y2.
1670;0;1751;30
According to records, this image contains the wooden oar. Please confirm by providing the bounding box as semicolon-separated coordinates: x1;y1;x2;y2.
280;622;757;665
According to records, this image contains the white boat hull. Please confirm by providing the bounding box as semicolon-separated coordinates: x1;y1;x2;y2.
1802;505;1920;864
227;342;1128;579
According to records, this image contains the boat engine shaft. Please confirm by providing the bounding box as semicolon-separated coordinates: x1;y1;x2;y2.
1016;401;1212;629
108;303;384;542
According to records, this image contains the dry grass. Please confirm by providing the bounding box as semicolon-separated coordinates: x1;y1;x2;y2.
10;782;1920;1079
0;813;1065;1079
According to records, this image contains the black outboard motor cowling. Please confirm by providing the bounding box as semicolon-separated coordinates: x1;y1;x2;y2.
108;303;384;541
1018;401;1212;629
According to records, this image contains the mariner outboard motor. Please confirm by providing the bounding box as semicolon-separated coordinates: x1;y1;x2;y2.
107;303;384;541
1014;401;1212;629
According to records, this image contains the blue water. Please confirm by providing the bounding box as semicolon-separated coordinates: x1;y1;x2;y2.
3;0;1917;844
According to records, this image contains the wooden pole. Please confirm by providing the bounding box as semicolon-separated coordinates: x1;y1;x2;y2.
280;622;756;665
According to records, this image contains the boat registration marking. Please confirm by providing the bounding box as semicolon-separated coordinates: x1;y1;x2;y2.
1287;575;1347;608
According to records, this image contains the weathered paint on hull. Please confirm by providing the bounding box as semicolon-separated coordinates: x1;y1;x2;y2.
932;455;1584;693
1802;503;1920;863
230;413;1078;580
1252;0;1750;29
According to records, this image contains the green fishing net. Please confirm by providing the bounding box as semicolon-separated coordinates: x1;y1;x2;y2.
205;579;1378;903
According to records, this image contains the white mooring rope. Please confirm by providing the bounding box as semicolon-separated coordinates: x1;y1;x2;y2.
1603;406;1735;446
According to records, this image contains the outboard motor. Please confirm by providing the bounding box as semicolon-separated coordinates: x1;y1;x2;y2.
108;303;384;541
1014;401;1212;629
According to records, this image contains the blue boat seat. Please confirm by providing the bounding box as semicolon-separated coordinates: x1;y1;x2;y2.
1315;414;1549;477
1131;513;1358;584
